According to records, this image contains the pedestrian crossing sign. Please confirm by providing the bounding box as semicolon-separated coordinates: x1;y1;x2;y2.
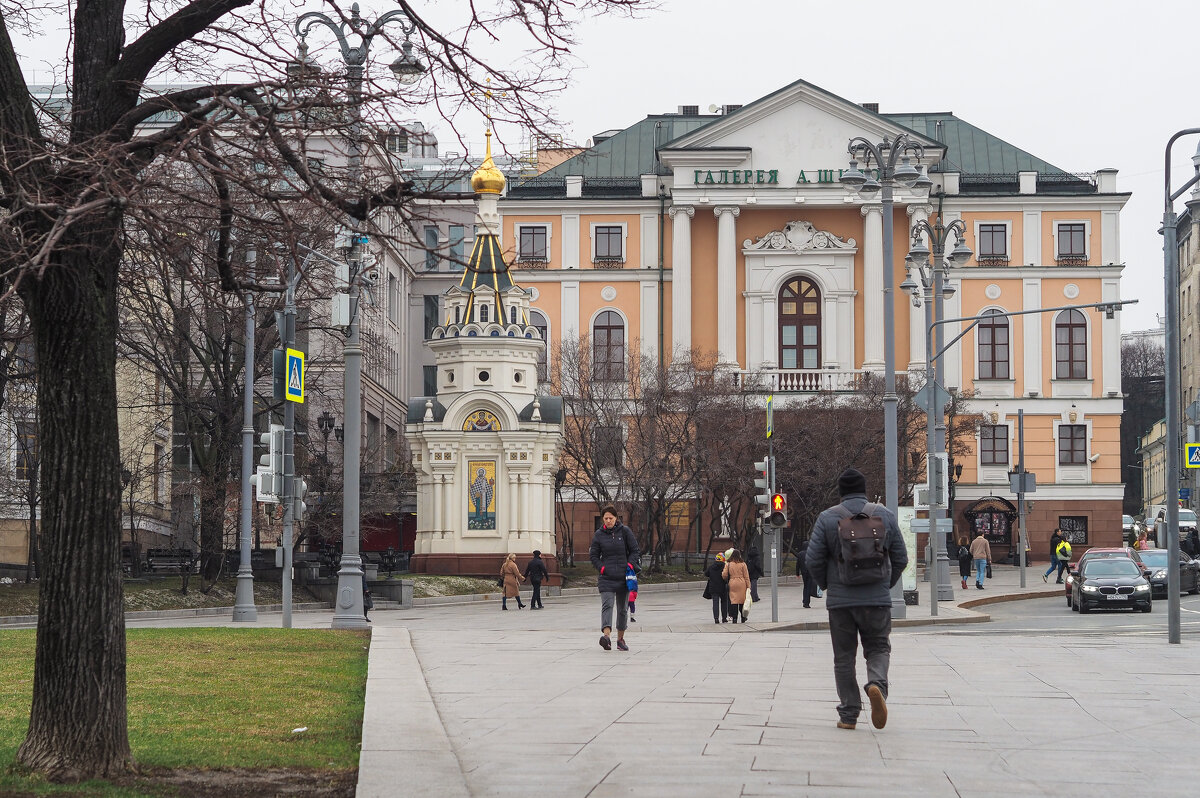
285;348;305;403
1188;443;1200;468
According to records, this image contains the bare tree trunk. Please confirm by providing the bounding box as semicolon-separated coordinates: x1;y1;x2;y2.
16;234;132;779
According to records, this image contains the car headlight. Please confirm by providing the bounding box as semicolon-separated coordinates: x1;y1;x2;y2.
1135;584;1151;592
1081;585;1100;593
1153;570;1167;580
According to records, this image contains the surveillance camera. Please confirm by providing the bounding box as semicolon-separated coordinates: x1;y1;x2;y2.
1088;453;1100;463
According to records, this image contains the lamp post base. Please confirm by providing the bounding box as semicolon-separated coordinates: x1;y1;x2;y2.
935;553;955;601
232;567;258;622
331;558;370;630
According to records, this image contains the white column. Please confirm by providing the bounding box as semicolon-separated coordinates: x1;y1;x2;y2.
640;280;659;359
431;472;442;535
1102;278;1121;396
760;295;777;369
640;212;657;270
561;280;580;341
861;204;884;370
670;205;694;356
714;205;740;363
907;204;931;374
562;214;580;269
824;294;840;368
520;473;531;536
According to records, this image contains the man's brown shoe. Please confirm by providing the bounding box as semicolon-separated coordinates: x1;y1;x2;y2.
866;684;887;729
836;720;856;730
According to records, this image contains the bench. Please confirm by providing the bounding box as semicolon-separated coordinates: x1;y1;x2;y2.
145;548;197;573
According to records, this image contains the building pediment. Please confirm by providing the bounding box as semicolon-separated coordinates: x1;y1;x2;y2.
744;221;855;252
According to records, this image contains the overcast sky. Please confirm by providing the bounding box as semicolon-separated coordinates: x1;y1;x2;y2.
15;0;1198;333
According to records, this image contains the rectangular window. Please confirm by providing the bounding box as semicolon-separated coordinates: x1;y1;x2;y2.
977;224;1008;264
154;443;166;505
518;226;548;261
594;225;624;262
424;226;439;270
1057;223;1086;260
449;225;465;270
366;413;381;467
423;365;437;396
980;425;1009;466
387;274;399;325
1058;515;1089;546
592;424;624;471
1058;424;1087;465
423;295;439;340
14;418;36;481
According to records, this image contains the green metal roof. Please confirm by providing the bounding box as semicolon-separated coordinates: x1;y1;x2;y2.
535;114;714;179
882;112;1073;176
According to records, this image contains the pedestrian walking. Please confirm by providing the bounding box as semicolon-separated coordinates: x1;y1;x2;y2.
1135;529;1151;550
1042;529;1064;583
704;554;730;623
797;539;818;608
970;530;992;589
1050;536;1072;584
956;536;973;589
589;505;639;651
523;550;548;609
500;552;525;610
746;545;764;603
723;549;751;623
1188;528;1200;559
804;467;907;730
362;573;373;623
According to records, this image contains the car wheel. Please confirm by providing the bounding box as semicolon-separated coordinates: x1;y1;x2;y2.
1189;579;1199;596
1079;600;1091;614
1141;602;1153;613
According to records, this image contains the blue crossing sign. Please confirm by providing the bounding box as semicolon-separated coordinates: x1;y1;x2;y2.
1188;443;1200;469
285;348;305;403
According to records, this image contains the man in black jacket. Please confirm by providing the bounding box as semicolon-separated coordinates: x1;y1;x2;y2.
805;468;907;731
523;550;549;609
589;504;639;651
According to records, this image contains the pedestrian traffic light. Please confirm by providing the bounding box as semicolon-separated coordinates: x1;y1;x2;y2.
249;424;284;503
754;458;772;512
768;492;788;527
293;477;308;519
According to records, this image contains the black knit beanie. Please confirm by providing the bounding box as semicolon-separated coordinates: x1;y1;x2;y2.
838;468;867;497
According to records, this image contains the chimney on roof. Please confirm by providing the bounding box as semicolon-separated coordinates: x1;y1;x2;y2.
861;102;879;113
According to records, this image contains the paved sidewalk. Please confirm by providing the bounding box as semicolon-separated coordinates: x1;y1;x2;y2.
350;566;1200;798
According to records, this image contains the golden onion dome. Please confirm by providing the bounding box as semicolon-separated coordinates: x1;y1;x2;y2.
470;130;506;195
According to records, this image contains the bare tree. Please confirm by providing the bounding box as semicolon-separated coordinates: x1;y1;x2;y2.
0;0;648;780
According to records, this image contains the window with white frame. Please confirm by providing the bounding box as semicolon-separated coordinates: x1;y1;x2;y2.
592;224;625;265
14;417;36;481
518;225;549;262
977;223;1009;265
153;442;166;505
592;310;625;381
1058;424;1087;465
980;424;1009;466
977;309;1010;379
424;226;439;270
449;225;466;270
592;423;624;471
1054;309;1087;379
1055;222;1088;265
387;273;399;325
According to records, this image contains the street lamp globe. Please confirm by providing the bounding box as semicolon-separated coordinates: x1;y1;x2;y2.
389;39;425;85
839;160;868;188
948;235;973;266
893;156;920;186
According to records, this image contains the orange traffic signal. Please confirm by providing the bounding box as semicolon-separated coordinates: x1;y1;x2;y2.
768;493;787;527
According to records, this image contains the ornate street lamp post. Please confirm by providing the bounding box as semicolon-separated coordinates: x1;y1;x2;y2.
841;135;932;618
903;209;972;611
294;3;424;630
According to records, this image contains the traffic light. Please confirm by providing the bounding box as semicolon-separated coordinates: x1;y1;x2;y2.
768;492;788;527
249;424;284;503
753;458;772;513
293;477;308;519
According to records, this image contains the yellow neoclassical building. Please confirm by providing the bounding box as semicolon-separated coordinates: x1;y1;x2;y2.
492;77;1128;558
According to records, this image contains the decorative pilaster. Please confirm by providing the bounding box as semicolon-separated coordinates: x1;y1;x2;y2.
670;205;694;356
714;205;741;363
861;204;884;371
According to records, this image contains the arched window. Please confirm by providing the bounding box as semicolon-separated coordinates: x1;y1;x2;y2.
1055;309;1087;379
529;309;549;383
592;310;625;381
779;277;821;369
978;309;1009;380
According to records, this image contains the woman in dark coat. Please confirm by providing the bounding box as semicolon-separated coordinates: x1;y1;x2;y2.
705;553;731;623
956;536;973;589
589;504;639;651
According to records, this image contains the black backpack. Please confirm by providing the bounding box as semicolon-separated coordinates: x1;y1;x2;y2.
832;503;890;585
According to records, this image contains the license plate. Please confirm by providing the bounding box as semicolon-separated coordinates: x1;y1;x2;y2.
1105;594;1127;601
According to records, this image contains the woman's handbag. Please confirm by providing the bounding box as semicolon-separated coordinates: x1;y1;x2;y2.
496;575;505;588
743;593;753;618
986;563;993;579
702;586;712;600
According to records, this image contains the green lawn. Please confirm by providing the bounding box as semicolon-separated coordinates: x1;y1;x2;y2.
0;627;368;795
